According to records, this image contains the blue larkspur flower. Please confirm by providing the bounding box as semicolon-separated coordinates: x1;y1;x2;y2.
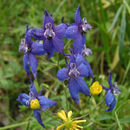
57;54;90;104
65;5;92;54
19;25;46;79
103;71;121;112
17;81;57;128
68;49;93;79
27;10;67;58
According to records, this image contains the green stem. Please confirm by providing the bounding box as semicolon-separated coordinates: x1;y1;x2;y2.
0;121;29;130
115;111;122;130
63;82;69;111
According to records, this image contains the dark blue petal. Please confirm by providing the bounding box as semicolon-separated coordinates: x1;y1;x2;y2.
73;33;85;54
75;54;85;67
68;78;80;104
77;63;89;77
17;93;30;106
28;29;44;40
25;32;33;47
75;5;81;25
43;10;54;27
108;71;112;88
55;23;67;38
30;81;38;97
43;39;54;58
105;90;116;112
57;68;69;81
84;60;94;78
29;54;38;79
65;25;79;39
77;77;90;96
23;54;30;76
31;42;46;56
53;36;64;53
38;96;57;111
33;110;45;128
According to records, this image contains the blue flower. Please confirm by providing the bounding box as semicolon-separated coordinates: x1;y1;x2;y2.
65;5;92;53
57;54;90;104
19;25;46;79
103;71;121;112
68;49;93;79
17;81;57;128
27;10;67;58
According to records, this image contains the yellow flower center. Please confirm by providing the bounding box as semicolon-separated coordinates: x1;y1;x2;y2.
30;99;40;109
90;81;102;95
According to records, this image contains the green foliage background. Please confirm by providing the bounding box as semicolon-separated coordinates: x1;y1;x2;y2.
0;0;130;129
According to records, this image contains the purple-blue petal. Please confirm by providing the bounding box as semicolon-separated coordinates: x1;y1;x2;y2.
43;39;54;58
27;29;44;40
73;33;85;54
55;23;67;38
38;96;57;111
75;5;81;25
43;10;54;27
17;93;30;106
30;82;38;97
68;78;80;104
77;77;90;96
75;54;85;67
23;54;30;76
53;36;64;53
33;110;45;128
57;68;69;81
65;25;79;39
84;60;94;78
31;42;46;56
108;71;112;88
105;90;116;112
29;54;38;79
77;63;89;77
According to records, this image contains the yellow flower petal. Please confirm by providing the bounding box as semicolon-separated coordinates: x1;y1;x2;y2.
72;120;86;124
56;124;65;130
75;124;83;129
57;110;67;121
67;111;72;119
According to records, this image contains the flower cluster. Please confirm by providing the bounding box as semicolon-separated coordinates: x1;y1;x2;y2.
17;5;121;128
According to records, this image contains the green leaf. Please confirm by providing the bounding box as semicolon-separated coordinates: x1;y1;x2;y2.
108;5;123;32
119;6;126;65
120;117;130;124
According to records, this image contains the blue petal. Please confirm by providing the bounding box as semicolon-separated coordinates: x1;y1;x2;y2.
17;93;30;106
75;5;81;25
84;60;94;78
29;54;38;79
30;81;38;97
31;42;46;56
105;90;116;112
38;96;57;111
57;68;69;81
108;71;112;88
23;54;30;76
33;110;45;128
68;78;80;104
55;23;67;38
27;29;44;40
77;77;90;96
25;32;33;47
75;54;85;67
77;63;89;77
43;10;54;27
65;25;79;39
73;34;85;54
53;36;64;53
43;39;54;58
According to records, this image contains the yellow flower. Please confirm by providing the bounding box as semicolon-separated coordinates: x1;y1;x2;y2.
57;110;86;130
90;81;102;95
30;99;40;109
